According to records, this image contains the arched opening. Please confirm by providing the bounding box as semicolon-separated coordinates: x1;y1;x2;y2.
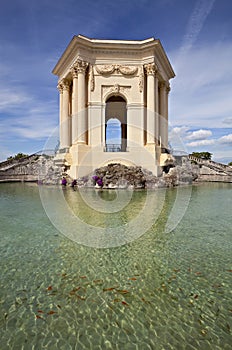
105;118;121;152
105;96;127;152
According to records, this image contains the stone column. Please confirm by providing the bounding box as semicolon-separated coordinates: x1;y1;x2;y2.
57;82;63;149
159;82;167;148
75;59;88;143
58;79;70;150
165;84;171;149
71;67;78;144
154;73;159;145
145;63;157;144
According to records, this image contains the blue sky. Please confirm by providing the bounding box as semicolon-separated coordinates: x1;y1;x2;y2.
0;0;231;163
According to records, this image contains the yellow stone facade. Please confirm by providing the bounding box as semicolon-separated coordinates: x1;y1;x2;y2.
53;35;175;178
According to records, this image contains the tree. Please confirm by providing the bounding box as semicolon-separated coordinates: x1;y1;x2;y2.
7;153;28;161
190;152;212;160
228;161;232;166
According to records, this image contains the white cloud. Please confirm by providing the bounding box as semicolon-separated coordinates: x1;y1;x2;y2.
218;134;232;144
186;129;212;141
0;89;31;111
222;117;232;125
169;126;190;138
187;139;215;147
181;0;216;52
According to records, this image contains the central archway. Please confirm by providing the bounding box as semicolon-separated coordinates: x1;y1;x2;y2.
105;96;127;152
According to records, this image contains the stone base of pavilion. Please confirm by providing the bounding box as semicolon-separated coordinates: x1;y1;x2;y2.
54;143;166;179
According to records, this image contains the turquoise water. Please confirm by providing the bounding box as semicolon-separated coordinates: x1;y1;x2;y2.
0;183;231;349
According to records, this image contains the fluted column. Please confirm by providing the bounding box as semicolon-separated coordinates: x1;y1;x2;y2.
164;83;170;149
75;59;88;143
159;82;167;148
57;83;63;148
145;63;156;144
71;68;78;144
154;73;159;145
58;80;70;150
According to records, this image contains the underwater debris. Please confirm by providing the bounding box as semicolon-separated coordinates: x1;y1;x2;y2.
122;301;129;306
47;310;56;315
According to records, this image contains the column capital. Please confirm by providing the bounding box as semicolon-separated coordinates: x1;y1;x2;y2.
159;81;166;90
71;67;78;79
166;83;171;93
144;62;158;75
58;79;70;92
72;59;88;74
57;82;63;93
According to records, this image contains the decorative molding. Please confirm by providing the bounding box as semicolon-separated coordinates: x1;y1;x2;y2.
95;64;138;76
139;66;144;93
89;65;95;91
111;84;120;94
96;65;115;75
102;84;131;101
118;65;137;75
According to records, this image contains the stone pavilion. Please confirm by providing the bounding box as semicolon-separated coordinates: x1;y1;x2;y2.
52;35;175;178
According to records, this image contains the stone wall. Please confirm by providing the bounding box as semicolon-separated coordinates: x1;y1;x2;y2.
0;155;62;184
1;154;231;186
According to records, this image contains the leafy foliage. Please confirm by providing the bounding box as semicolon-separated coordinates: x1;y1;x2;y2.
7;153;29;161
190;152;212;160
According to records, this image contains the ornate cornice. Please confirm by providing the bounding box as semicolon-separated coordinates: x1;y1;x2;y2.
95;64;138;76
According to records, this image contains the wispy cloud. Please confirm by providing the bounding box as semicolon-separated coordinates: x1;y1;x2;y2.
222;117;232;125
187;139;215;147
186;129;212;141
218;134;232;144
181;0;216;53
0;89;32;112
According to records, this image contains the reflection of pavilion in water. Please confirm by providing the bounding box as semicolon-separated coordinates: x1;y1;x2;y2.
53;35;175;178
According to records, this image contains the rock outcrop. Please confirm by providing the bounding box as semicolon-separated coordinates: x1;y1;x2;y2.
75;160;197;189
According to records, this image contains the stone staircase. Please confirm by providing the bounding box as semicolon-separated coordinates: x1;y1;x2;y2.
188;155;232;182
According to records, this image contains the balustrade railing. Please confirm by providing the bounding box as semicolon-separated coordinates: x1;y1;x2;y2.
105;144;122;152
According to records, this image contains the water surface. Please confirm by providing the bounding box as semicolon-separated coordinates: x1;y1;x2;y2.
0;183;231;349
